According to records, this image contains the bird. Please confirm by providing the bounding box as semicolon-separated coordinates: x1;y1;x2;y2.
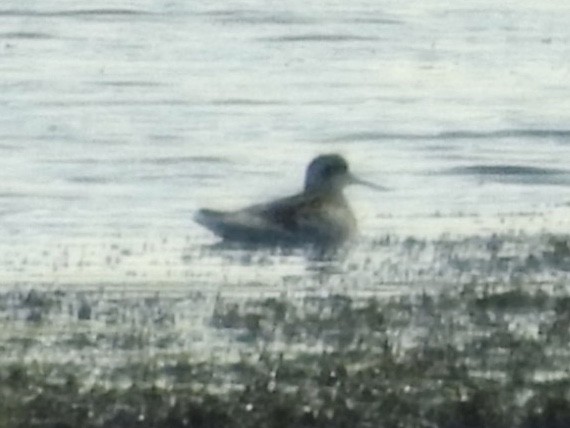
194;154;387;247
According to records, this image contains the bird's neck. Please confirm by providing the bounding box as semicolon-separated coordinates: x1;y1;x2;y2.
304;183;346;199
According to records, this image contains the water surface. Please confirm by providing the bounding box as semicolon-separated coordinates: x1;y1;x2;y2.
1;0;569;374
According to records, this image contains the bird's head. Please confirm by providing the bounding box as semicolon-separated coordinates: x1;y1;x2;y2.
304;154;387;193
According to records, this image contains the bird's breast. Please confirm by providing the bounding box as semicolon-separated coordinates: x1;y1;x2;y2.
297;197;356;244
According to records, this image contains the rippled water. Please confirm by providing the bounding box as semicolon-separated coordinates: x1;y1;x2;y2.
1;0;570;370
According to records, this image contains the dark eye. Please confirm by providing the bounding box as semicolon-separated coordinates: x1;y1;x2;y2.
331;163;346;175
323;164;335;175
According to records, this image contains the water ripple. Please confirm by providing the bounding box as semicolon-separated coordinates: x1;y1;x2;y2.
261;34;378;43
210;98;286;106
44;156;230;166
348;17;402;25
443;164;570;186
0;32;53;39
0;9;152;17
328;129;570;142
204;9;311;25
447;165;566;176
143;156;229;166
96;81;165;88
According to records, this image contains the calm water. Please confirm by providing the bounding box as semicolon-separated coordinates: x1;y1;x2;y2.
1;1;570;365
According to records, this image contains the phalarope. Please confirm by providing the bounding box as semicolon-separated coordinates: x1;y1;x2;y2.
194;154;386;247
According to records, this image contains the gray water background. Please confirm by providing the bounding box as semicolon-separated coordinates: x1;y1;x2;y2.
2;0;570;374
1;0;570;282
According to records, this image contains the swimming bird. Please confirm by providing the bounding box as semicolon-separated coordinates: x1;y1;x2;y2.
194;154;386;247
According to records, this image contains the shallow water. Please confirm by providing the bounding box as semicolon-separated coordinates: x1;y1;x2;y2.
1;0;570;379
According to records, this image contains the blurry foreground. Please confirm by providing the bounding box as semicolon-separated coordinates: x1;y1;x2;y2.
1;227;570;428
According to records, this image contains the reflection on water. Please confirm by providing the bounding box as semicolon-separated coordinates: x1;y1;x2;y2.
0;0;570;398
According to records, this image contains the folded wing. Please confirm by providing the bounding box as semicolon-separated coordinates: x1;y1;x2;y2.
194;192;337;245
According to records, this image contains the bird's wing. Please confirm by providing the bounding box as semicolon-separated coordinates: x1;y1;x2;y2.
248;192;331;236
195;192;339;244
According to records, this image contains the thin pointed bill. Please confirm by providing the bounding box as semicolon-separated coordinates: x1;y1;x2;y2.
348;173;390;191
